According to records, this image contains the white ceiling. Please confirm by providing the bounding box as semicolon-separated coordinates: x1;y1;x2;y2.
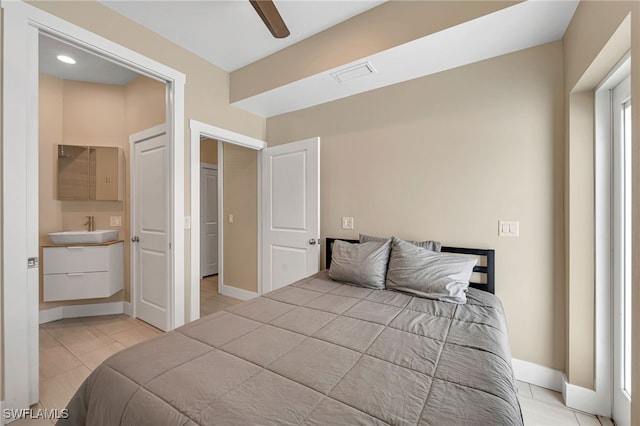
233;0;580;117
39;34;141;85
98;0;386;72
38;0;579;117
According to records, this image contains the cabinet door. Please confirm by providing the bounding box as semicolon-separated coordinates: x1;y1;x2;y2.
43;272;111;301
57;145;90;200
43;246;110;274
94;146;121;200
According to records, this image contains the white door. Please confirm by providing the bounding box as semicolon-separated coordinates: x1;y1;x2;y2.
262;137;320;293
200;164;218;277
612;74;631;426
131;125;171;331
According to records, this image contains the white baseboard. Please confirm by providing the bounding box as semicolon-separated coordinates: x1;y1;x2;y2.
123;301;133;316
219;283;258;301
39;301;126;324
511;359;609;417
562;375;610;417
511;358;564;392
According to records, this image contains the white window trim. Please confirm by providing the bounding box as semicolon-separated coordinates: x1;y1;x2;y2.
566;52;632;416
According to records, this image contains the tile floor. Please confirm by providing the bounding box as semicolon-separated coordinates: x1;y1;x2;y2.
200;274;243;315
13;281;614;425
518;380;615;426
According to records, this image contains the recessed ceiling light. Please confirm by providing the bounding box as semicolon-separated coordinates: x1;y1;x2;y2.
57;55;76;65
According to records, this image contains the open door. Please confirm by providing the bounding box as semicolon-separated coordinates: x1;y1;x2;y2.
131;125;171;331
200;164;219;277
261;137;320;293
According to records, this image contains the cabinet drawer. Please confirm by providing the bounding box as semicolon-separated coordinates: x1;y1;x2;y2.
43;246;110;274
43;272;118;302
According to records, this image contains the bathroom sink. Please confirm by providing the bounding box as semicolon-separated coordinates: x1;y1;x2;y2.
48;230;119;245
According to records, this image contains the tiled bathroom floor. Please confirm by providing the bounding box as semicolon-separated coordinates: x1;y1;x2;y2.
11;282;613;425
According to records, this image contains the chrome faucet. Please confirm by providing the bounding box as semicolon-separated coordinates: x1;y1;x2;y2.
85;216;95;232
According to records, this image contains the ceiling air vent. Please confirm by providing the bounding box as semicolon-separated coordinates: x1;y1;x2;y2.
331;62;376;84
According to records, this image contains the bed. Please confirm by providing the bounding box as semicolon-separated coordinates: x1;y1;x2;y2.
60;237;522;426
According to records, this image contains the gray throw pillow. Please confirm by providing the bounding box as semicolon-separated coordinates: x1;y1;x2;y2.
359;233;441;252
386;238;476;304
329;240;391;289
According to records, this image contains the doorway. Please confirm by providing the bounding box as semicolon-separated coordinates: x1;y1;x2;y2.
189;120;265;321
3;1;185;411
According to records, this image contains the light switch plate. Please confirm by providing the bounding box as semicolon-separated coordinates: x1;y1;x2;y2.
498;220;519;237
229;214;234;224
342;217;354;230
110;216;122;227
184;216;191;229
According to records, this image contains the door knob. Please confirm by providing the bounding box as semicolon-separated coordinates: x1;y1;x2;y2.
131;236;139;243
309;238;317;245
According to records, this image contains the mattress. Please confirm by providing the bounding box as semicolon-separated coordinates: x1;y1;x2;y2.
60;270;522;425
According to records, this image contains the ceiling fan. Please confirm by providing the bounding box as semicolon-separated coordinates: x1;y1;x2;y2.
249;0;290;39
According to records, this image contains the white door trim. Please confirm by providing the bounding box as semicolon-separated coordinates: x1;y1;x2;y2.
189;120;265;321
2;0;185;411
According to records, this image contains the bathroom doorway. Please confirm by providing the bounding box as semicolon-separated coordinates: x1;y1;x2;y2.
38;33;167;317
3;1;186;411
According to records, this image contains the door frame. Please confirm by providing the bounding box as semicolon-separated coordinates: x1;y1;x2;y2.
592;52;630;420
596;55;632;424
2;1;185;411
200;162;218;278
188;120;265;321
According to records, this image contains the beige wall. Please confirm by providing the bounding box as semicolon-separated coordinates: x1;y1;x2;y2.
38;74;167;309
124;76;166;135
222;143;258;292
200;138;218;165
267;42;565;371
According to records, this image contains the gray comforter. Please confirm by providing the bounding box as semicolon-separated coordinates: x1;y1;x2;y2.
61;270;522;425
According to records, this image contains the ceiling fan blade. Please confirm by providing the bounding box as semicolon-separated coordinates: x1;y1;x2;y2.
249;0;290;39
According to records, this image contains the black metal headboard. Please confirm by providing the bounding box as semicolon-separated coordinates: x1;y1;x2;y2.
325;238;495;294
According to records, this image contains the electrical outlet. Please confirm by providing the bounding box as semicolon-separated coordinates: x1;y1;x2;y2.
184;216;191;229
110;216;122;227
342;217;354;230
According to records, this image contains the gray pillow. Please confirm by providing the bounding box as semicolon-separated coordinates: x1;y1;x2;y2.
359;233;441;252
329;240;391;289
386;238;476;304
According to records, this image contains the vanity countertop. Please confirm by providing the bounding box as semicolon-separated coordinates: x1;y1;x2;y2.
41;239;124;248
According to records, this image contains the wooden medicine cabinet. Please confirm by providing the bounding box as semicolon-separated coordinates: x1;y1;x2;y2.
57;144;124;201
